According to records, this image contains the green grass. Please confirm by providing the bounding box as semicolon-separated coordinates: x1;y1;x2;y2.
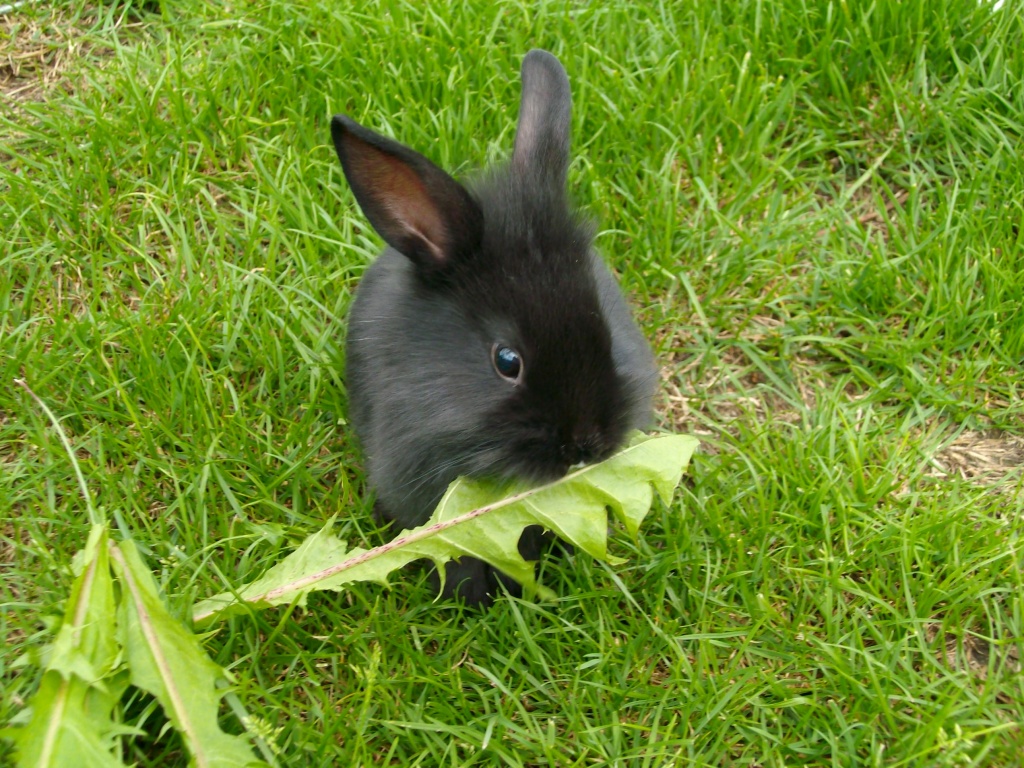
2;0;1022;765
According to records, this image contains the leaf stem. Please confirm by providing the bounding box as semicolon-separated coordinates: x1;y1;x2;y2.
193;480;558;623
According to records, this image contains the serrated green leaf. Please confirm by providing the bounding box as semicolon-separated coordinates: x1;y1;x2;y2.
3;525;132;768
194;432;698;625
110;541;262;768
47;526;120;686
4;672;132;768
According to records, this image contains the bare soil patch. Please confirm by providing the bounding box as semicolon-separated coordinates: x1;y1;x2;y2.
925;621;1021;704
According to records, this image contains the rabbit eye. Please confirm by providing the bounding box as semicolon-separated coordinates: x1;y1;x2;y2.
492;344;523;382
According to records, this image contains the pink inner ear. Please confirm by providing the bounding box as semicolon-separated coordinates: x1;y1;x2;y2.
350;142;449;262
512;102;541;172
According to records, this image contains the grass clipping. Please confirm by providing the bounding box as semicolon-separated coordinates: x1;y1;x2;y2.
194;432;698;625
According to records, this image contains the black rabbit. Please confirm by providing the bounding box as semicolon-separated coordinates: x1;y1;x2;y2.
332;50;657;605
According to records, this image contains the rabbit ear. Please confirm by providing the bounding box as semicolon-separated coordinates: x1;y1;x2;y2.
331;115;483;273
512;49;572;188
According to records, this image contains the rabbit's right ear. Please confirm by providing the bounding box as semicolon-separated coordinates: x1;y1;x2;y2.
512;49;572;190
331;115;483;274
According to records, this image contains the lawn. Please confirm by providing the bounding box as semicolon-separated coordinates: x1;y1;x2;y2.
1;0;1022;765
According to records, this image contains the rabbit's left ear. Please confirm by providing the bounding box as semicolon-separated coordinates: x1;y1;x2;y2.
331;115;483;276
511;49;572;189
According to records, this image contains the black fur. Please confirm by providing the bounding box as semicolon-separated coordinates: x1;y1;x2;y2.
334;50;657;606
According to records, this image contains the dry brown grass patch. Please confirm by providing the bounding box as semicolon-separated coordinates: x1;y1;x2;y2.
0;5;142;106
2;8;90;102
928;430;1024;487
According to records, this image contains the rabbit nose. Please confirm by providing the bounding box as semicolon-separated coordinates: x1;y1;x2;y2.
560;435;599;467
560;444;581;467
